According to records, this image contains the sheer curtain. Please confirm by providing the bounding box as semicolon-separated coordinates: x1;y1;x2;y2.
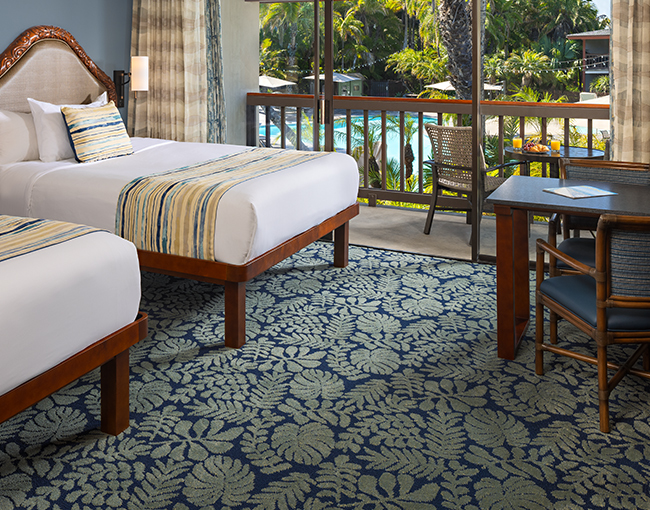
611;0;650;162
128;0;226;143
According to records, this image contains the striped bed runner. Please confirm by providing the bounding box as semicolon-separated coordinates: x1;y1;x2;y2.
116;147;328;260
0;216;103;263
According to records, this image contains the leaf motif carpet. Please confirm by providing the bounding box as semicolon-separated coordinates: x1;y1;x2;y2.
1;243;649;509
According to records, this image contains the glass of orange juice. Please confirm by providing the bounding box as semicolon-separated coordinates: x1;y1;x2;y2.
550;140;561;152
513;137;522;150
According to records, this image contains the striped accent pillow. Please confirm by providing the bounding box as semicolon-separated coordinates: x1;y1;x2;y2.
61;101;133;163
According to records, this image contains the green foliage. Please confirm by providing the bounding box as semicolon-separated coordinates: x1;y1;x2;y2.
258;0;603;99
259;39;287;79
590;75;610;95
386;47;448;93
504;49;551;90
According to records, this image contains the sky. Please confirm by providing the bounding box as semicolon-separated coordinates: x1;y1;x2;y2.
592;0;611;18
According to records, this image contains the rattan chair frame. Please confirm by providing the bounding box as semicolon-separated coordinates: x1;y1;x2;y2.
536;214;650;433
554;159;650;240
423;123;518;235
547;159;650;277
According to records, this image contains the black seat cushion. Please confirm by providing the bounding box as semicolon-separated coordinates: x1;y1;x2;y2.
556;238;595;269
539;274;650;331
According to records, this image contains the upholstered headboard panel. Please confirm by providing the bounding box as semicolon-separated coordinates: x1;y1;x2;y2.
0;26;117;113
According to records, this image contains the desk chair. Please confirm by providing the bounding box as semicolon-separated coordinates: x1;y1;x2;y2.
536;214;650;432
423;124;519;234
548;159;650;275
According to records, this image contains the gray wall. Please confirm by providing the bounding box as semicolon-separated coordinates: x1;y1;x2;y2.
0;0;133;84
0;0;258;145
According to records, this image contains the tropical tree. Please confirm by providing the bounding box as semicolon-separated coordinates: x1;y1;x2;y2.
335;116;396;188
334;6;365;70
260;2;313;79
350;0;403;79
259;38;286;79
484;53;505;85
536;0;599;43
257;0;603;100
590;75;610;95
437;0;473;99
387;114;418;178
485;0;523;57
504;49;550;89
509;86;568;138
530;35;581;92
386;47;448;93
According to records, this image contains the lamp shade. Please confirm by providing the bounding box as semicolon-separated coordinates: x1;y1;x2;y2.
130;56;149;92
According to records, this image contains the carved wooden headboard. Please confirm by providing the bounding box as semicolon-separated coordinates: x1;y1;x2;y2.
0;26;117;112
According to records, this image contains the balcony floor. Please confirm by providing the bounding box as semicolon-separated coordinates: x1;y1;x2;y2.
349;203;548;262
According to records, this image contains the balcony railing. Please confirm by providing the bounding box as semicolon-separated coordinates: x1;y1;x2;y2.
245;93;610;212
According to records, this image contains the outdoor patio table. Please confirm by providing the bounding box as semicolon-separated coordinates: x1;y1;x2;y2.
485;175;650;360
504;146;605;178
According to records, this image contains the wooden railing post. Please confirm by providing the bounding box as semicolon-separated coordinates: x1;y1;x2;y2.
245;92;610;209
245;103;257;147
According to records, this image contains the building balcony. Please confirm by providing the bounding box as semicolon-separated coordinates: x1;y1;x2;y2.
246;93;609;261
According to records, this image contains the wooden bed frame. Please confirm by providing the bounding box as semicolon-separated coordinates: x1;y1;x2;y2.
0;312;148;435
0;26;359;349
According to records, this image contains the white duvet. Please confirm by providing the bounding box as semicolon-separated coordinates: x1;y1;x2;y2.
0;231;141;397
0;138;360;265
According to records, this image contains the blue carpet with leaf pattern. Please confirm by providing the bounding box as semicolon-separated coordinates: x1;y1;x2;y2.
1;243;650;509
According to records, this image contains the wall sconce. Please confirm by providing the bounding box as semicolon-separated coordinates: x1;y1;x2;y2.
113;56;149;108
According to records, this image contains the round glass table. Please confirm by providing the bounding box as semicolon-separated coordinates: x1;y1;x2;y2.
504;145;605;178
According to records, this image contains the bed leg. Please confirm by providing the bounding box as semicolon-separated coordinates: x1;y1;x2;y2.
225;281;246;348
333;221;350;268
100;350;130;435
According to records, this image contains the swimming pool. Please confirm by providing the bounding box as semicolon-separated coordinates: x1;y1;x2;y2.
259;114;438;169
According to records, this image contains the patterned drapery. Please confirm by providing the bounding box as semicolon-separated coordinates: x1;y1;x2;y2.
206;0;227;143
611;0;650;162
128;0;226;143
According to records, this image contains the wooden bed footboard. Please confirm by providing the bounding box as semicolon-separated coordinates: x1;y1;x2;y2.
137;203;359;348
0;312;148;436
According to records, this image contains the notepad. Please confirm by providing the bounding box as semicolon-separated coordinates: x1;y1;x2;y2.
542;185;617;199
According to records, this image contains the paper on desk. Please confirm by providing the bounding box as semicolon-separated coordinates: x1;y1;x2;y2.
542;185;617;199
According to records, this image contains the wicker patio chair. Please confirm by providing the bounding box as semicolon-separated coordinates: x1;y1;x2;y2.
536;214;650;432
423;123;519;235
548;159;650;275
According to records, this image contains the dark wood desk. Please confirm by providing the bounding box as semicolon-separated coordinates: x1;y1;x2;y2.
485;175;650;360
505;146;605;178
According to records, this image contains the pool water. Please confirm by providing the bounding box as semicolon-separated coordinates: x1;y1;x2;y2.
259;114;437;171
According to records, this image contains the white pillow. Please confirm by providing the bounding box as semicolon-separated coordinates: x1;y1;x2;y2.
0;110;40;164
28;92;108;162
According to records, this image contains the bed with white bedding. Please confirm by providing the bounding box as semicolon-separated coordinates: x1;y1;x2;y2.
0;216;148;435
0;137;358;266
0;26;360;349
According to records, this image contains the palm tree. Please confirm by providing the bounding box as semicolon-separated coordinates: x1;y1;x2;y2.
505;49;550;89
259;39;286;80
416;0;442;56
387;114;417;179
334;6;366;70
510;86;568;139
590;75;609;95
538;0;599;43
335;116;393;188
351;0;402;74
483;53;505;86
261;2;310;79
437;0;472;100
485;0;523;57
384;0;413;50
385;46;448;93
